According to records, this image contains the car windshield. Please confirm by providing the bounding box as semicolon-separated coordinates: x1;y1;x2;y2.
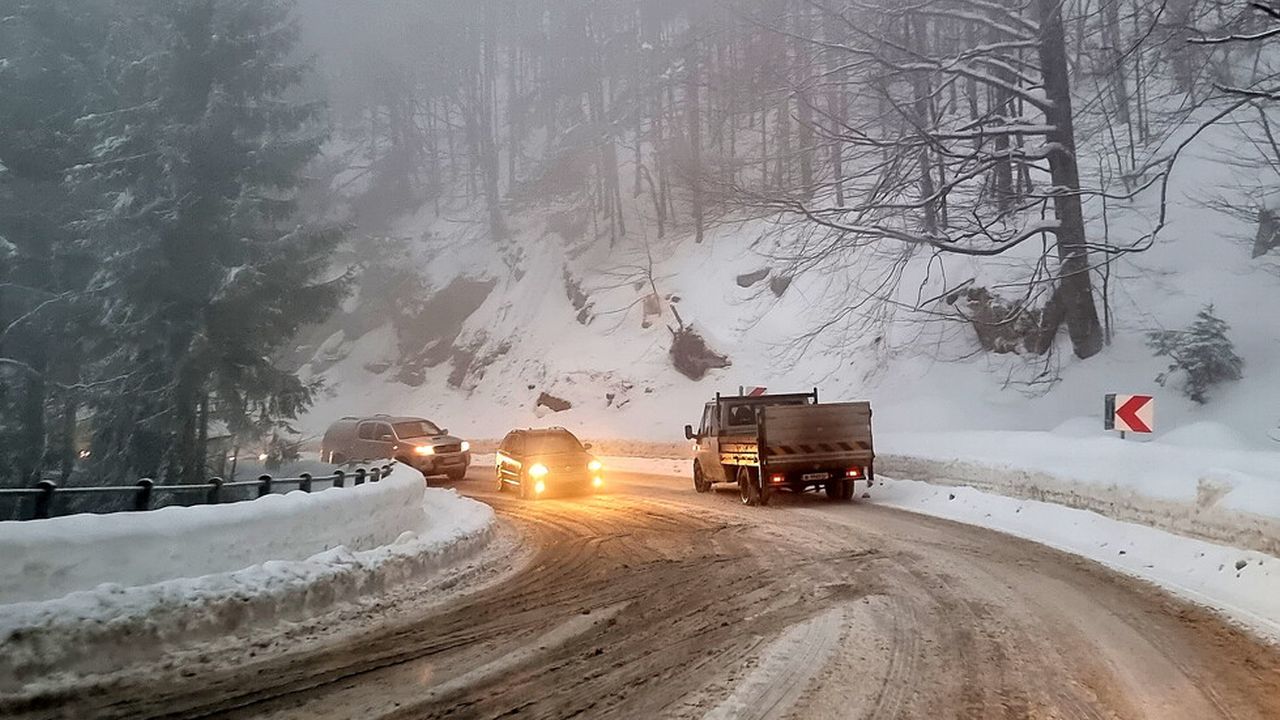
393;420;441;439
526;434;584;455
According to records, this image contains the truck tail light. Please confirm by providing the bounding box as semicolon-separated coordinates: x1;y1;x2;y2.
846;467;862;478
770;474;785;484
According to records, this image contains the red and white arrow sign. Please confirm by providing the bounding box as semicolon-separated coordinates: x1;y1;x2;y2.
1113;394;1154;433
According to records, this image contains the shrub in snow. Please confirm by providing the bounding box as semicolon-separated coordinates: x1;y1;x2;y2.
1146;305;1243;404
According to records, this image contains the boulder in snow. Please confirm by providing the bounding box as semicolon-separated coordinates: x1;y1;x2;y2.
537;392;573;413
736;268;770;288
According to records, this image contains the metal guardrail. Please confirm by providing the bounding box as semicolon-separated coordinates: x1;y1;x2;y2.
0;463;396;521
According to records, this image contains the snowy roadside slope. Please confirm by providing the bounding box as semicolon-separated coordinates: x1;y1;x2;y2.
878;426;1280;555
872;479;1280;644
0;485;495;691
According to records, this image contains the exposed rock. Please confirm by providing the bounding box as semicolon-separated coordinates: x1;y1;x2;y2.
736;268;770;288
448;337;512;389
769;275;793;297
396;366;425;387
363;360;392;375
564;269;594;325
537;392;573;413
950;286;1061;356
396;276;497;367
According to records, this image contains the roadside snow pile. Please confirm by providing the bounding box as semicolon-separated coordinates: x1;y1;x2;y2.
602;455;689;478
0;464;426;605
877;429;1280;555
872;478;1280;643
0;484;494;690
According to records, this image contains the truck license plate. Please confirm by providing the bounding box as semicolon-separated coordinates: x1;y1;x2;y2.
803;472;830;481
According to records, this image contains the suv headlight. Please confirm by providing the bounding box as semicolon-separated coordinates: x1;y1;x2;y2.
414;445;435;456
529;463;549;478
460;441;471;453
588;459;602;472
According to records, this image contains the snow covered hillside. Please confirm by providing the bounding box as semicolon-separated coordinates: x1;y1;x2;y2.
298;119;1280;454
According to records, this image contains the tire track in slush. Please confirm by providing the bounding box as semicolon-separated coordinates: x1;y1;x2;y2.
701;607;847;720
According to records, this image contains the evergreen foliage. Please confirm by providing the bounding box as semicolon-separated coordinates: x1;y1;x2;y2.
0;0;346;485
1147;305;1244;405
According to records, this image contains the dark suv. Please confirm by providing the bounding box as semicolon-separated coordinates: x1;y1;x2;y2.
495;428;603;499
321;415;471;481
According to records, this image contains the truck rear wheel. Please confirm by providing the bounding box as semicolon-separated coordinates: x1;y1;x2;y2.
738;466;762;507
840;478;856;501
693;463;711;493
758;478;773;506
825;479;854;501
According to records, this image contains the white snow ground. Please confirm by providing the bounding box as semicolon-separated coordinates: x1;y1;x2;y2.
0;476;495;690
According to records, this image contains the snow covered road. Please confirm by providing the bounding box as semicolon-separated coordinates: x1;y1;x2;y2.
7;467;1280;719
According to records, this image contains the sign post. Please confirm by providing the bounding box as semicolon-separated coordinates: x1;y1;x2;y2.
1105;394;1154;438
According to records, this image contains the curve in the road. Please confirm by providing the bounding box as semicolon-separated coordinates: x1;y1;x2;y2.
8;467;1280;720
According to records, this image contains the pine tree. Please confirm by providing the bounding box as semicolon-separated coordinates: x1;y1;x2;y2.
0;0;112;485
77;0;347;482
1147;305;1244;405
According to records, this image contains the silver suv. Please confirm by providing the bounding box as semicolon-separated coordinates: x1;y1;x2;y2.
321;415;471;481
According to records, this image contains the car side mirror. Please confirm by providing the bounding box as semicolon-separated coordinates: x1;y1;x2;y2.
378;433;394;442
583;443;593;450
684;424;696;440
440;428;449;435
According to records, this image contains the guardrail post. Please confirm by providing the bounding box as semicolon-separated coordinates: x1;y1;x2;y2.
300;473;312;493
332;470;345;488
354;468;367;486
135;478;154;511
258;474;273;498
207;477;223;504
33;480;57;520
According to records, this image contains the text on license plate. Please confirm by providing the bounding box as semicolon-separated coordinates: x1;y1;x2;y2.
802;472;830;481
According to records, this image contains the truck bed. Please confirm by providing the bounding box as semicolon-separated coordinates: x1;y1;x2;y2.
714;402;874;468
759;402;874;466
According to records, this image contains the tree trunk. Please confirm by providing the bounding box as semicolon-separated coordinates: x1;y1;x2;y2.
793;0;814;196
481;1;504;239
908;16;938;233
1035;0;1104;359
825;10;847;205
687;5;706;243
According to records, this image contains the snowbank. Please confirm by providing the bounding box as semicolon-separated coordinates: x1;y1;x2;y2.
0;464;427;605
871;478;1280;643
0;486;494;690
876;430;1280;555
